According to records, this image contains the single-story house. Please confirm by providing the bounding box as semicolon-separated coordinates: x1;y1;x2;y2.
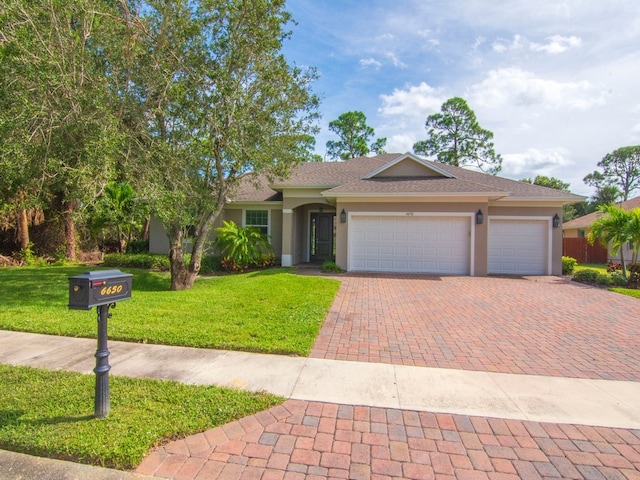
150;152;584;276
563;195;640;263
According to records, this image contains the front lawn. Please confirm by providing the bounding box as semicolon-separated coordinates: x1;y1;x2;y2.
0;266;340;356
0;364;281;470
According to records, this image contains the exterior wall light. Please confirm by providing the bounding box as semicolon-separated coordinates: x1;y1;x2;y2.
553;213;560;228
340;209;346;223
476;209;484;225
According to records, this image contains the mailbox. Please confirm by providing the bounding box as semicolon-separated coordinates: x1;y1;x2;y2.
68;270;132;310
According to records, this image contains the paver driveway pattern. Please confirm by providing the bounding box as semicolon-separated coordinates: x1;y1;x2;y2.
137;399;640;480
310;275;640;381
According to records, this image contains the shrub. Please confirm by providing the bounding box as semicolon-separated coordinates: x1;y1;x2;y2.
199;254;222;274
610;273;628;286
628;263;640;285
607;261;622;273
562;256;577;275
103;253;170;271
572;268;600;284
321;260;343;273
126;240;149;254
595;273;613;286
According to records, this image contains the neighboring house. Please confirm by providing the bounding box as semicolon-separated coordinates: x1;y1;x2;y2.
563;195;640;264
150;152;584;276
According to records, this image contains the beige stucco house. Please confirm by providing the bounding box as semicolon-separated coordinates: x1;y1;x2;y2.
150;152;584;276
563;195;640;263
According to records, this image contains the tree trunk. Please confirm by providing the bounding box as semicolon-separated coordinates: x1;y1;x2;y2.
16;208;30;252
168;229;198;290
63;201;77;261
142;216;150;241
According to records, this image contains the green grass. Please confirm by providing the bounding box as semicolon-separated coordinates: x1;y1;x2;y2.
610;288;640;298
0;266;340;356
573;263;608;274
572;263;639;299
0;364;281;470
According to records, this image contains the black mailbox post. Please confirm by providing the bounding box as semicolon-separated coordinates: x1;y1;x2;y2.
68;270;132;418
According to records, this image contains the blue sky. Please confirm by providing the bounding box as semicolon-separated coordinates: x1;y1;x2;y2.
281;0;640;197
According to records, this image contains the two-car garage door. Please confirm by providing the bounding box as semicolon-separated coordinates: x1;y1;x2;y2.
349;215;471;274
348;214;551;276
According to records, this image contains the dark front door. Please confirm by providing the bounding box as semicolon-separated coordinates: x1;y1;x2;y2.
310;212;335;262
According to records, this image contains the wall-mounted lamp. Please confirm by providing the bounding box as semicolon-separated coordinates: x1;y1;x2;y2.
340;209;346;223
476;209;484;225
552;213;560;228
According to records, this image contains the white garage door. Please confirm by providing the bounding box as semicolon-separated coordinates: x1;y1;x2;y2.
488;219;549;275
349;215;471;274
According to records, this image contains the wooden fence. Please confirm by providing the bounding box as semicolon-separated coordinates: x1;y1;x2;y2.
562;237;608;264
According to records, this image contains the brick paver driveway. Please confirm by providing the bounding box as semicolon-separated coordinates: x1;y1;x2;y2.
310;275;640;381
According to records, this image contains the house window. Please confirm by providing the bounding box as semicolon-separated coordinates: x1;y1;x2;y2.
245;210;269;235
578;229;585;238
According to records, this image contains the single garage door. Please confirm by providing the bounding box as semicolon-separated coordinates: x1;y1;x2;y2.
349;215;471;274
488;219;548;275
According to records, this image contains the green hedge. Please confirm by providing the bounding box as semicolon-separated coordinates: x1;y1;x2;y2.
103;253;221;274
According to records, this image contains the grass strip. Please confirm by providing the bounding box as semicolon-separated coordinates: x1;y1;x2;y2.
0;364;282;470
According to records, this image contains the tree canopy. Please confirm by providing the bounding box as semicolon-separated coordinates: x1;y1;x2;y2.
413;97;502;175
0;0;320;288
325;111;387;160
521;176;570;192
584;146;640;201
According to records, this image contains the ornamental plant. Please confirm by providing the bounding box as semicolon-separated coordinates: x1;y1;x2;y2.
214;221;273;271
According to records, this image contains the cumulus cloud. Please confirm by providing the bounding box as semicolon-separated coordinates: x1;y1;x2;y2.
492;34;582;54
501;147;574;177
378;82;446;117
468;68;609;110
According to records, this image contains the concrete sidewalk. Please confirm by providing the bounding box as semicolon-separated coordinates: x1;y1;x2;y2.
2;330;639;429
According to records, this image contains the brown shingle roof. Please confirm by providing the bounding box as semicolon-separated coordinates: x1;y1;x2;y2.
323;176;503;195
232;153;585;202
233;174;282;202
563;195;640;229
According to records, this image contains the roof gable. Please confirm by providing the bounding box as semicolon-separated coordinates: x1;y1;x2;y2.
363;152;454;179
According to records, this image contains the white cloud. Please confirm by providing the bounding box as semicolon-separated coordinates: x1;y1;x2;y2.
378;82;446;117
530;35;582;54
385;52;407;68
468;68;609;110
492;34;582;55
386;133;419;153
502;147;574;177
359;57;382;69
472;36;486;50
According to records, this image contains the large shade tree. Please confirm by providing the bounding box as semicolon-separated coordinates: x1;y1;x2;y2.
413;97;502;175
325;111;387;160
123;0;319;289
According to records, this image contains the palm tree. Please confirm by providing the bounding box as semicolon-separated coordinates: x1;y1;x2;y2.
588;205;633;278
628;208;640;265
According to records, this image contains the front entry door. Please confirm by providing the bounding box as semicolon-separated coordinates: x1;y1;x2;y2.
310;212;335;262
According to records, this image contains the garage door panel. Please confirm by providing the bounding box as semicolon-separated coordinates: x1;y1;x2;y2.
488;220;547;275
350;215;470;274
